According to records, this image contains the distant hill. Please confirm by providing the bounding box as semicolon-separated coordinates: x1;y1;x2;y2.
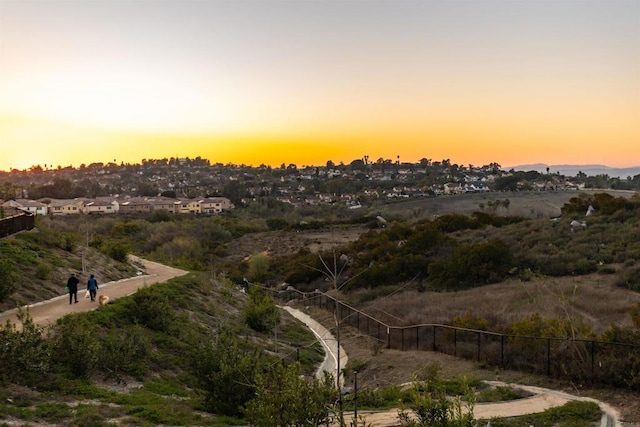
509;163;640;179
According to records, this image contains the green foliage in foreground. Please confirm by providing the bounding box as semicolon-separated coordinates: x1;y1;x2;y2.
244;363;338;427
397;377;476;427
192;327;263;417
0;272;331;426
0;308;50;385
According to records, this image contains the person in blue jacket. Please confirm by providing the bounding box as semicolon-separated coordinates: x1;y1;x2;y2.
87;274;99;302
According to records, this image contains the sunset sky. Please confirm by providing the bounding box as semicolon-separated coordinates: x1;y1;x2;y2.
0;0;638;172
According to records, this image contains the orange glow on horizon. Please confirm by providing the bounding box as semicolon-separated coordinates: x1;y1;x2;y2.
1;110;638;172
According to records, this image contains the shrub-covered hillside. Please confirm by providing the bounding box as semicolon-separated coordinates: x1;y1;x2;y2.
0;272;328;426
273;192;640;293
0;217;136;312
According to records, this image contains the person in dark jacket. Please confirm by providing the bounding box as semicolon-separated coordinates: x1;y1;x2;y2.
66;273;79;304
87;274;99;302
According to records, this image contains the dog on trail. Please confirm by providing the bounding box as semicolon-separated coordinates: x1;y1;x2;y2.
98;294;110;306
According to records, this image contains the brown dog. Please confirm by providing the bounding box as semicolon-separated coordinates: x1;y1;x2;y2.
98;294;110;306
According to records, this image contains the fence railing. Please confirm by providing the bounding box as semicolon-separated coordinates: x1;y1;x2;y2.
0;210;35;238
276;287;640;391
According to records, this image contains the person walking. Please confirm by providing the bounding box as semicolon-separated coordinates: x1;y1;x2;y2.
87;274;99;302
66;273;79;304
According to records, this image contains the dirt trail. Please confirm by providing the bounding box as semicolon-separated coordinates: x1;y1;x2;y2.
0;256;188;329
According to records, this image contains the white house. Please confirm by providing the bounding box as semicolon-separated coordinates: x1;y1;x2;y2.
48;199;84;215
84;199;119;214
3;199;48;216
199;197;233;214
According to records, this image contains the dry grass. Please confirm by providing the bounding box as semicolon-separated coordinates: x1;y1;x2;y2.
350;272;640;334
378;189;637;221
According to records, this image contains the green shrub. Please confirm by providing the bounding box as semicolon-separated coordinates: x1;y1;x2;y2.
121;287;175;333
244;288;280;333
0;309;51;386
266;217;289;230
247;253;270;283
397;377;476;427
452;309;489;331
0;258;19;302
98;325;149;383
102;241;130;263
244;363;338;427
476;385;527;403
617;265;640;291
33;402;72;423
427;239;513;290
51;316;101;379
35;262;52;280
192;328;263;417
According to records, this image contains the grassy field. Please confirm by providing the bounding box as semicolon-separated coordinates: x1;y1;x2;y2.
377;189;637;220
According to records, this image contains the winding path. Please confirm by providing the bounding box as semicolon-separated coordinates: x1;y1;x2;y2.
0;256;188;329
283;306;622;427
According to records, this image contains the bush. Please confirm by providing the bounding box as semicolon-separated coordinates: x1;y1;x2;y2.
35;262;52;280
617;265;640;291
266;217;289;230
121;287;175;333
192;328;263;417
0;309;51;386
98;325;149;383
427;239;513;290
0;258;19;302
244;288;280;333
244;363;338;427
51;316;101;378
247;253;270;283
102;241;130;263
452;310;489;331
397;377;476;427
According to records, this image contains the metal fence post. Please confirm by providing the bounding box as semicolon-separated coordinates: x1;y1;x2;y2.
454;329;457;357
591;340;595;378
432;326;436;351
547;338;551;376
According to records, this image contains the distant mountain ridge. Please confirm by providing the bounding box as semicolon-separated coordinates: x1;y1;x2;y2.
509;163;640;179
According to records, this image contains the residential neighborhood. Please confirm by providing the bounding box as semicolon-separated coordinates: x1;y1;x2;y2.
2;196;234;216
1;156;638;217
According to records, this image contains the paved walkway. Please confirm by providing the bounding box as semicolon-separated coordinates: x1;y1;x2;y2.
0;256;188;330
281;306;348;387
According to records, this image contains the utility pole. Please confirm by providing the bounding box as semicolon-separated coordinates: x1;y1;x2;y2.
353;370;358;427
335;302;344;426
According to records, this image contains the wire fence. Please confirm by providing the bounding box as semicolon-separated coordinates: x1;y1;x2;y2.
276;287;640;391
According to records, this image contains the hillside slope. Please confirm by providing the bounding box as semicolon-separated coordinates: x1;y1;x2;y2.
0;227;136;312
